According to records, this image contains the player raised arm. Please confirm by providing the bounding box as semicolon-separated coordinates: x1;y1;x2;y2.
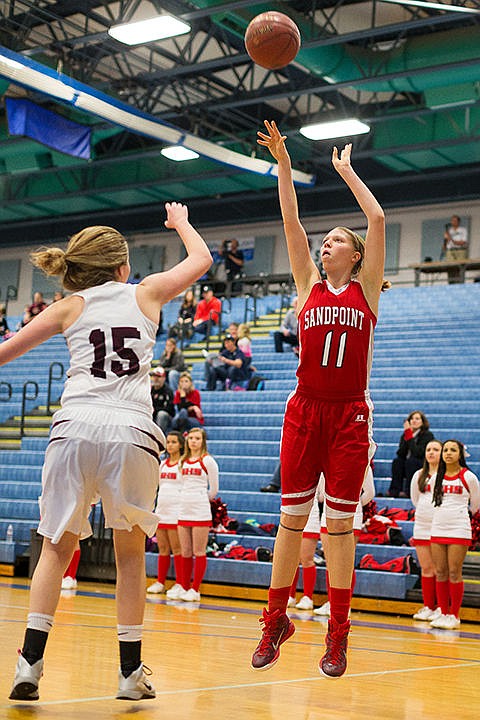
331;144;385;314
257;121;319;302
140;202;212;306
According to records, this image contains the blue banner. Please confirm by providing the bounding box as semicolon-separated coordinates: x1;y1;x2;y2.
6;97;91;160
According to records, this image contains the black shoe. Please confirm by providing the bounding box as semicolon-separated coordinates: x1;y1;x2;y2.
260;484;279;493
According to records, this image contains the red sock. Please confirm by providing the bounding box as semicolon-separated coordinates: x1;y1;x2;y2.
64;548;81;579
421;574;436;610
289;567;300;598
181;556;193;590
268;586;291;613
436;579;449;615
329;587;351;626
173;554;182;584
449;580;464;618
302;565;316;599
350;570;356;598
157;554;171;584
192;555;207;591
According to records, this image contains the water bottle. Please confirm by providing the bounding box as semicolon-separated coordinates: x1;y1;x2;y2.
6;524;14;543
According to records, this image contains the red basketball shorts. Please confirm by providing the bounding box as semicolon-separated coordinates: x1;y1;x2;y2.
280;389;375;518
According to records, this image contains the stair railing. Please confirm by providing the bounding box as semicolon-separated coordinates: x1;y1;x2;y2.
20;381;38;437
47;362;64;415
0;381;12;402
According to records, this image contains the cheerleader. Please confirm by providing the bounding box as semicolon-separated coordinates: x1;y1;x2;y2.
430;440;480;629
410;440;443;621
314;467;375;617
177;428;219;602
147;431;185;597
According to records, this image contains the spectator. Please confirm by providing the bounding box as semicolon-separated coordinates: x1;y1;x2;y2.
219;238;244;295
273;297;298;353
0;304;9;338
150;367;175;435
260;462;281;493
22;291;48;326
430;439;480;630
227;322;239;341
204;333;249;390
158;337;187;390
52;291;64;302
237;323;252;358
171;372;204;432
192;285;221;338
388;411;434;498
168;288;196;340
443;215;468;261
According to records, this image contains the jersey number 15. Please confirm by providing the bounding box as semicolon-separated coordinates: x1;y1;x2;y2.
89;327;140;378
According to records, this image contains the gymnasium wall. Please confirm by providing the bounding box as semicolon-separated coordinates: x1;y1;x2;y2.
1;197;479;315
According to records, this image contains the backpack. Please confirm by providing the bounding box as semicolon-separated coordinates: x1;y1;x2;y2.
247;375;266;391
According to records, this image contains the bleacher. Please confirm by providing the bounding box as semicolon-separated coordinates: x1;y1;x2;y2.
1;284;480;609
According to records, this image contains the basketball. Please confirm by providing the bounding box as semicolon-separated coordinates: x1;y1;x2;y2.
244;12;301;70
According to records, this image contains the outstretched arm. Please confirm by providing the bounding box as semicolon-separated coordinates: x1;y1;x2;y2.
332;144;385;312
257;121;319;301
141;202;212;305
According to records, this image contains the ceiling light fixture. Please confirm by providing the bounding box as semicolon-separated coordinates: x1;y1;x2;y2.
300;118;370;141
108;15;191;45
379;0;480;14
161;146;200;161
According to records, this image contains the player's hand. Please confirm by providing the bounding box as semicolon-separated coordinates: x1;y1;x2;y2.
332;144;353;174
164;201;189;229
257;120;288;162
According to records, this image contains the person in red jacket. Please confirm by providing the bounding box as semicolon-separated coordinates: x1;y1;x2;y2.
192;286;221;337
171;372;204;433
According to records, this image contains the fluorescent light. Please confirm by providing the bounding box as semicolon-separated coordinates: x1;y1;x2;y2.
108;15;191;45
379;0;480;14
161;146;199;161
300;119;370;140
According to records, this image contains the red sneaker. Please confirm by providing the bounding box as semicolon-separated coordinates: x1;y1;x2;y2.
251;608;295;671
319;619;350;678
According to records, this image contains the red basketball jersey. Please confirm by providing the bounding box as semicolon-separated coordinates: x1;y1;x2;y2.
296;279;376;400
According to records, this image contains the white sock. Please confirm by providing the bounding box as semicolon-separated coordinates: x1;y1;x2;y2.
27;612;54;633
117;624;143;642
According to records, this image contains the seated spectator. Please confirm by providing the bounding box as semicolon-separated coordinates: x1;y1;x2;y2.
171;372;204;432
150;367;175;434
204;333;249;391
0;304;9;338
192;285;221;338
52;291;64;302
237;323;252;357
158;337;187;390
260;462;281;493
274;297;298;353
388;410;434;498
168;288;196;340
227;322;239;341
22;291;48;326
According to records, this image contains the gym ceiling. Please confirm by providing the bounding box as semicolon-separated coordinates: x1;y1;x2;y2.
0;0;479;246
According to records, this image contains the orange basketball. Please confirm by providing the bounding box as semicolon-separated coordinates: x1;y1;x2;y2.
244;12;301;70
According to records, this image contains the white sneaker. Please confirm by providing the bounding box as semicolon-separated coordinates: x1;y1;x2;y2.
442;614;461;629
166;583;184;600
116;663;156;700
10;653;44;701
413;606;436;621
295;595;314;611
313;601;330;617
287;596;296;608
61;576;77;590
146;581;165;594
180;588;201;602
429;607;442;621
430;613;452;629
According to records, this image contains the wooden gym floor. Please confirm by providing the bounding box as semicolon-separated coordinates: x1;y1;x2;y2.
0;579;479;720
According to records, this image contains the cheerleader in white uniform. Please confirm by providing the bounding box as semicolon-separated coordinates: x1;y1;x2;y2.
147;431;185;596
410;439;443;621
430;440;480;630
177;427;219;602
314;468;375;617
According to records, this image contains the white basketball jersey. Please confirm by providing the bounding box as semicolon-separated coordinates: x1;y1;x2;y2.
61;281;158;415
